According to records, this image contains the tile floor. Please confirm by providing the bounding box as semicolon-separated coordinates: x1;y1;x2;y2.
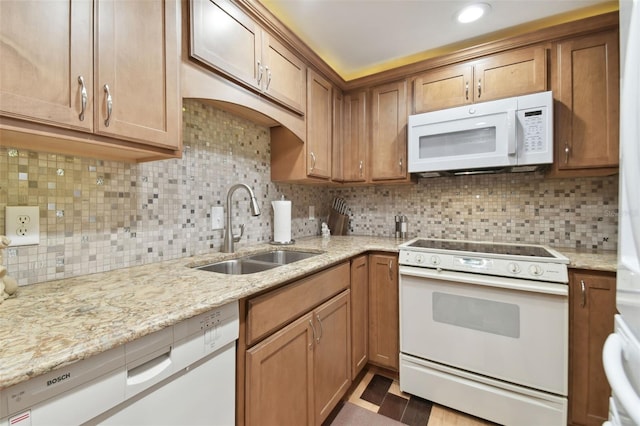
342;366;497;426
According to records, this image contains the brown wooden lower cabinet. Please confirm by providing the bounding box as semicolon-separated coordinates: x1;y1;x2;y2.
368;253;399;370
242;262;351;426
245;312;315;426
313;291;352;425
568;269;616;426
350;255;369;378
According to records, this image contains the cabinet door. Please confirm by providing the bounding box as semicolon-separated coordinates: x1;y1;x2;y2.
190;0;261;91
246;312;314;426
413;63;473;113
350;255;368;378
306;69;332;179
568;270;616;426
368;253;399;370
474;46;547;103
342;91;368;182
332;90;345;182
262;33;306;114
370;80;408;181
553;31;619;172
314;291;351;425
95;0;180;149
0;0;93;131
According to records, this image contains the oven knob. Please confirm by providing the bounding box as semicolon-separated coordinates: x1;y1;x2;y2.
430;255;441;266
415;254;425;264
529;264;544;276
508;263;520;274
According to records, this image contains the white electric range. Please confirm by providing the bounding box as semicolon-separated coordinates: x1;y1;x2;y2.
398;238;570;426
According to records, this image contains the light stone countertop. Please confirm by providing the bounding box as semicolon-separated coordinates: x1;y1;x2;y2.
0;235;616;390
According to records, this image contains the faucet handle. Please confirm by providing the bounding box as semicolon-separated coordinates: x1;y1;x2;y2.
233;224;245;243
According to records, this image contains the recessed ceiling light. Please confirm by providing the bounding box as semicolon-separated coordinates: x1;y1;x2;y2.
456;3;491;24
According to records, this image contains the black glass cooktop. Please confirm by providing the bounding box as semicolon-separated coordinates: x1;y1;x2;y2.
406;239;555;258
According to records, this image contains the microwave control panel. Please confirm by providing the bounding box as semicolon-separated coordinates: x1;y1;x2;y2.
521;109;545;153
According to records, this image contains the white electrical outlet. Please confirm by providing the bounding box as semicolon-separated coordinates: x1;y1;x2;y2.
309;205;315;220
211;206;224;230
5;206;40;246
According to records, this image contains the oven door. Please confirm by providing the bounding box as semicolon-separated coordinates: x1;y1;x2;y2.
399;265;568;396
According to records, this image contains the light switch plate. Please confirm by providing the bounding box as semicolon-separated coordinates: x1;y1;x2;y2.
211;206;224;230
5;206;40;246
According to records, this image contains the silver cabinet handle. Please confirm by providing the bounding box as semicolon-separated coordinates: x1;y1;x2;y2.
564;144;570;164
399;158;403;172
103;84;112;127
78;76;87;121
265;66;272;90
465;81;469;100
310;151;316;172
477;78;482;98
309;319;317;346
580;280;586;308
388;260;393;281
257;61;263;85
359;160;364;177
315;314;323;342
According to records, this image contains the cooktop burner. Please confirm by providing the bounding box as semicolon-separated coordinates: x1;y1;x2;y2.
406;239;556;258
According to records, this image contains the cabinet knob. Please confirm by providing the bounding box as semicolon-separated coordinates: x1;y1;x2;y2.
265;66;272;90
103;84;112;127
315;314;323;342
256;61;263;85
78;76;87;121
310;152;316;172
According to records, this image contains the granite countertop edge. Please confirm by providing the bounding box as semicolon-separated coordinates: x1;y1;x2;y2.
0;235;617;390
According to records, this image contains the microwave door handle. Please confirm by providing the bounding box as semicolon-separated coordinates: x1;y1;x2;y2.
507;109;517;155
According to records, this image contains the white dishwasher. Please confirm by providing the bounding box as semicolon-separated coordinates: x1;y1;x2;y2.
0;301;238;426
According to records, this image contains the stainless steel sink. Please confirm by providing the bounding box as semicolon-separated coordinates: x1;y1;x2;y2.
196;259;278;275
244;250;319;265
194;250;320;275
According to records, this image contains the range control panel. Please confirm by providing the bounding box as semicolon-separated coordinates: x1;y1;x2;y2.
399;250;568;283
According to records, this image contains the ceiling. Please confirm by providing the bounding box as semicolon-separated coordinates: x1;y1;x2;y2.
259;0;618;81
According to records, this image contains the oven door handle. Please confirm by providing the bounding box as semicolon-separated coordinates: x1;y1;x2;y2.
399;265;568;296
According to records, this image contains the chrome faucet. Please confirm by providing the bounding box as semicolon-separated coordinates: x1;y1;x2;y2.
223;183;261;253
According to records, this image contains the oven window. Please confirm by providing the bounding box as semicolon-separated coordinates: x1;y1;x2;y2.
432;292;520;338
418;127;497;159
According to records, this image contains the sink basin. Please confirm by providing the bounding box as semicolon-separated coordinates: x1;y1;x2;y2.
196;259;278;275
194;250;320;275
244;250;319;265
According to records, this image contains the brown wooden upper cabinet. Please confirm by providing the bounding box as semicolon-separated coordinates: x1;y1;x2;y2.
0;0;181;152
339;90;368;183
370;80;411;182
306;69;333;179
550;30;619;176
413;46;547;114
190;0;306;115
269;69;332;183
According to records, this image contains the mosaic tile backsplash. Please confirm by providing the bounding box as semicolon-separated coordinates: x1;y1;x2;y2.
1;99;618;285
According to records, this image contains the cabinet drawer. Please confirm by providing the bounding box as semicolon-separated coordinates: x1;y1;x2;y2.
247;262;350;345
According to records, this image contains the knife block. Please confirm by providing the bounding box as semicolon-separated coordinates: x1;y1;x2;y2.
327;209;349;236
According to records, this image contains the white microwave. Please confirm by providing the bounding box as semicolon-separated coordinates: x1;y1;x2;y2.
407;91;553;176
